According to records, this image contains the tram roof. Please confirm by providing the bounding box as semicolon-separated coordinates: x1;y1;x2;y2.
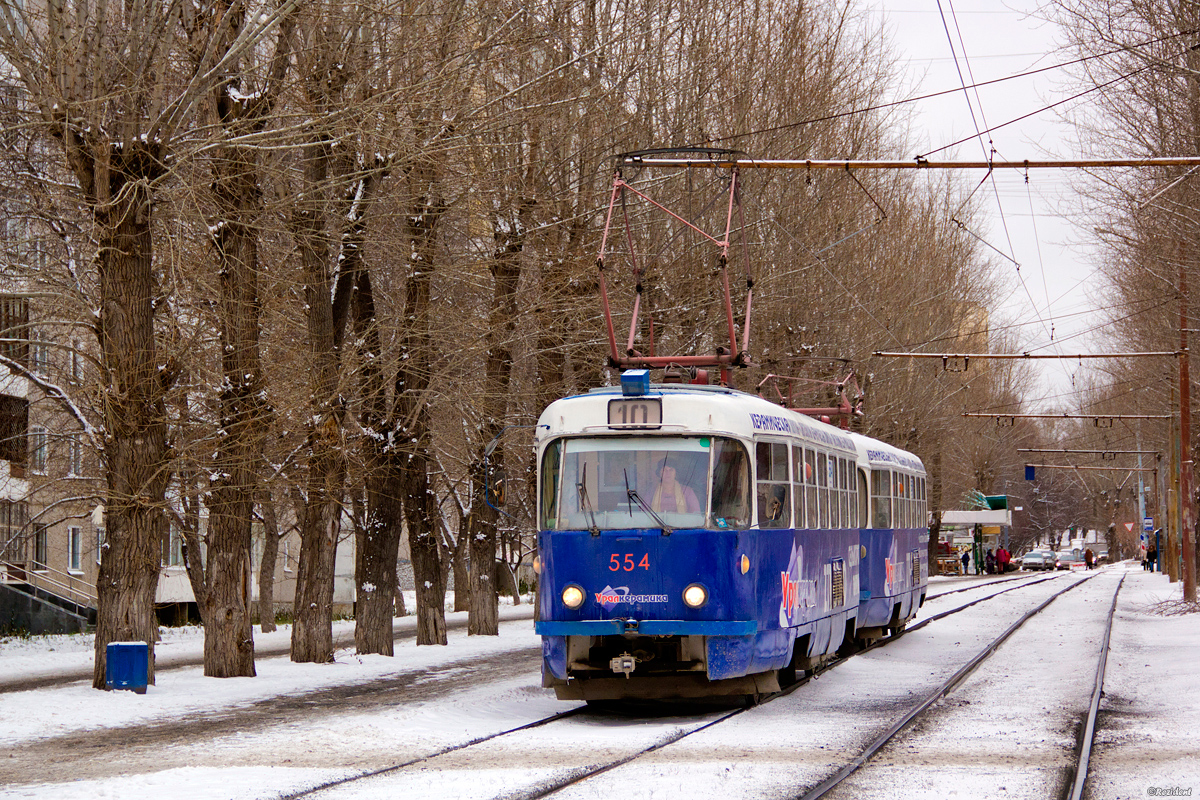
537;383;859;454
846;430;926;474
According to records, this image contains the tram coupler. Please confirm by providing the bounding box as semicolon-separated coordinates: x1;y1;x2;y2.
610;653;638;678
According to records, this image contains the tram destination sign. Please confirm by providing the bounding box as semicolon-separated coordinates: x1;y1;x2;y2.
608;398;662;429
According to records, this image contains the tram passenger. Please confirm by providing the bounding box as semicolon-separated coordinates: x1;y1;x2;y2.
985;548;996;574
961;551;970;575
651;460;701;514
997;546;1011;573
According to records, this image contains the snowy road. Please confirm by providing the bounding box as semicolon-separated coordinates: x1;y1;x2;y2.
1;565;1196;800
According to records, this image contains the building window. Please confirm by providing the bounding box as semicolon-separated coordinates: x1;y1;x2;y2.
70;341;82;383
282;540;292;572
32;523;47;570
68;526;82;572
162;522;183;567
0;394;28;467
30;329;50;376
0;294;28;366
0;501;26;562
68;433;82;476
28;426;46;473
96;526;105;566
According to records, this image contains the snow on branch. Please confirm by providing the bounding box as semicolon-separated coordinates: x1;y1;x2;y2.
0;352;101;451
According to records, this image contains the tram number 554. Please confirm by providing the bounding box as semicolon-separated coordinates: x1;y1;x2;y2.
608;398;662;428
610;553;651;571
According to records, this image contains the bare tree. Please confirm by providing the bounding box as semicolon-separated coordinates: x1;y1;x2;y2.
0;0;293;687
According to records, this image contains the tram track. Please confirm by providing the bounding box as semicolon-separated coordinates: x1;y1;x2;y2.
282;568;1087;800
790;571;1125;800
791;571;1106;799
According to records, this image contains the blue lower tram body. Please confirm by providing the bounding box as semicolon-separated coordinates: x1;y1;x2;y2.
857;527;929;634
536;525;927;701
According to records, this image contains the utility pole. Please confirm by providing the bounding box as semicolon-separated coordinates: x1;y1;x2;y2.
1180;249;1197;601
1137;428;1147;566
1170;387;1181;583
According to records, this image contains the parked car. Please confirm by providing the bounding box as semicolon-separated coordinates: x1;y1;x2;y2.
1020;550;1057;571
1056;550;1085;570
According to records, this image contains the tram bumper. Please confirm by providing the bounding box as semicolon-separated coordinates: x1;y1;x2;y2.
538;619;759;686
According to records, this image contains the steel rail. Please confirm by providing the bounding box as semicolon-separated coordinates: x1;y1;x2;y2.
1069;574;1127;800
280;575;1078;800
277;706;589;800
920;571;1060;604
521;574;1081;799
793;572;1100;800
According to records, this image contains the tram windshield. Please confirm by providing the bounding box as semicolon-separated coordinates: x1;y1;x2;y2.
541;436;750;531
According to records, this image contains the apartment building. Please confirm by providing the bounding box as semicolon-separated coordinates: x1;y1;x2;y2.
0;288;104;633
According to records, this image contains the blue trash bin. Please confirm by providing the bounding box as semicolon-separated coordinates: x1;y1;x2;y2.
106;641;149;693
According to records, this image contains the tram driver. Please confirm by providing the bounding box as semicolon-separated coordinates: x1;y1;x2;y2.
651;459;702;514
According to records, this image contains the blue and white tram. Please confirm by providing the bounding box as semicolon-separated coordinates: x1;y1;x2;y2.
851;436;929;641
534;376;928;701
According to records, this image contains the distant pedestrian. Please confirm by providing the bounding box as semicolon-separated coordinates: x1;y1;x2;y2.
997;546;1011;573
985;548;996;575
1147;546;1157;572
1084;548;1094;570
961;551;970;575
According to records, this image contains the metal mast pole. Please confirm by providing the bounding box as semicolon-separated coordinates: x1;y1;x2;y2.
1170;386;1181;583
1137;427;1147;562
1180;255;1196;600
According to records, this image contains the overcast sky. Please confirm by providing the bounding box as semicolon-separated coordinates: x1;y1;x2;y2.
869;1;1102;407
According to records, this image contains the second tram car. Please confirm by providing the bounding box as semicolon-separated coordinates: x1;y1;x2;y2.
534;374;928;701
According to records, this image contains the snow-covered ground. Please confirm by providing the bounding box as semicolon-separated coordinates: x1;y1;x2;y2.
0;566;1195;800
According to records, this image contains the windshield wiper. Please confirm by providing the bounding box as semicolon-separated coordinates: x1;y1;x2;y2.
624;469;672;535
578;463;599;535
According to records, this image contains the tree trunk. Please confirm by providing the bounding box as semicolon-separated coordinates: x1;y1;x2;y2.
451;529;469;612
289;137;347;664
257;491;281;633
467;203;528;635
91;173;172;689
356;470;404;654
201;134;269;677
349;195;407;655
396;174;448;646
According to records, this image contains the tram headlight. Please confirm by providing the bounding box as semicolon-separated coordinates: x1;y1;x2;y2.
682;583;708;608
739;554;750;575
561;584;586;609
533;555;543;575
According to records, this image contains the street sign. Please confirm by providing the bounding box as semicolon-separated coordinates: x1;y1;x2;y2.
1124;522;1135;532
1144;517;1154;532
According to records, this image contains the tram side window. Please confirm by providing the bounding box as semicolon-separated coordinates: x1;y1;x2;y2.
838;459;849;528
540;440;561;530
848;462;858;527
894;471;906;528
817;452;830;528
793;448;807;529
804;448;818;528
916;474;926;525
828;457;840;528
871;469;891;528
756;441;791;529
907;474;916;528
711;439;751;529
